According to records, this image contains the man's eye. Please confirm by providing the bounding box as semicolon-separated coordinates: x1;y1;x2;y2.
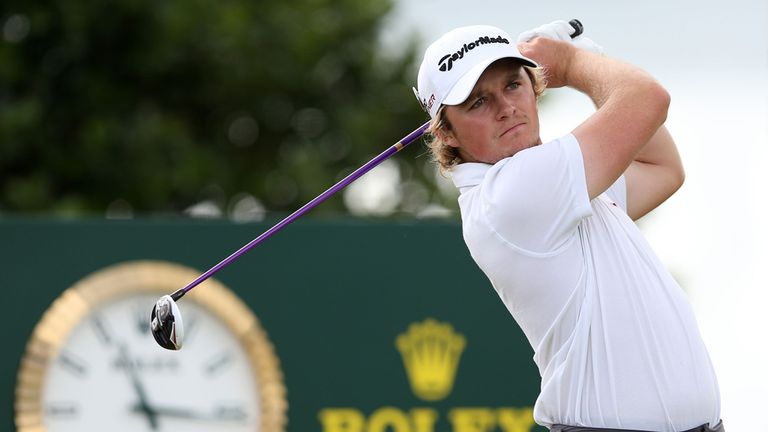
507;81;520;90
470;97;485;109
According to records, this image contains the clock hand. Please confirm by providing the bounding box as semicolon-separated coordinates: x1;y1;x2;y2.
131;403;247;422
118;344;159;430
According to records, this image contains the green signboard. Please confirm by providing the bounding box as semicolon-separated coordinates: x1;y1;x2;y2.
2;219;543;431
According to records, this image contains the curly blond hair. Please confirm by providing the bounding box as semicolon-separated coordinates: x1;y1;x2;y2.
425;64;547;172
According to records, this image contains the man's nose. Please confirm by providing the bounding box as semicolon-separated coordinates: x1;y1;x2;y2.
496;94;517;119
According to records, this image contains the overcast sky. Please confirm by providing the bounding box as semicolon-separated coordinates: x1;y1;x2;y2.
381;0;768;429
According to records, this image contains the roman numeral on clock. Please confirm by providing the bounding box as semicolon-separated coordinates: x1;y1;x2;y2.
204;351;233;377
91;314;112;345
58;351;88;377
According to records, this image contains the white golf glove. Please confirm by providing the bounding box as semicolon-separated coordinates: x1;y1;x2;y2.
517;20;605;55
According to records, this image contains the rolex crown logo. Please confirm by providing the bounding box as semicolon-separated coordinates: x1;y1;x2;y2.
396;318;466;401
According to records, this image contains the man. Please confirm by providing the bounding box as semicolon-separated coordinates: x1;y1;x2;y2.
413;21;723;431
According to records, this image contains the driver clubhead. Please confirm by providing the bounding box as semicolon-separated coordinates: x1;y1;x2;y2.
150;294;184;350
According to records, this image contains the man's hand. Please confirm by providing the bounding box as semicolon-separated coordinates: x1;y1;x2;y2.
518;37;582;89
517;20;604;54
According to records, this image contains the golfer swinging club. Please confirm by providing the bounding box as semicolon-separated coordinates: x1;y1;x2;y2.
413;21;723;431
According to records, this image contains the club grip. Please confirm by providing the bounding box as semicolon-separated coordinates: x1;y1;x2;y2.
569;19;584;38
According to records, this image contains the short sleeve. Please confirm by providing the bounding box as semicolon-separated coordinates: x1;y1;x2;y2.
480;134;592;254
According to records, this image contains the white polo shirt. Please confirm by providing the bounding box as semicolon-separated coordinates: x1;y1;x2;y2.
452;134;720;431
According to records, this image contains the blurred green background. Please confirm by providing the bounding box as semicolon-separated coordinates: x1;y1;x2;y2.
3;219;543;432
0;0;454;219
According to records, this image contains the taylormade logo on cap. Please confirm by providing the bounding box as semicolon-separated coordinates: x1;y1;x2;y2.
414;25;536;118
437;35;511;72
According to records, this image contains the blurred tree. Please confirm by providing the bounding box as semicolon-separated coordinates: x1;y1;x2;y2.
0;0;449;217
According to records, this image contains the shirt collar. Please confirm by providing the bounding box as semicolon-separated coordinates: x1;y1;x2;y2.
451;162;492;190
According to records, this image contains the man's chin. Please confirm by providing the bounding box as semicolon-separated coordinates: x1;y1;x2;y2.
507;138;541;156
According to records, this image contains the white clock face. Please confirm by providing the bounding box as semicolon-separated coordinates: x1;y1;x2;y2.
41;294;261;432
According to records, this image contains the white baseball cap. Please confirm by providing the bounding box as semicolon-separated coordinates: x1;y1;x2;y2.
414;25;537;118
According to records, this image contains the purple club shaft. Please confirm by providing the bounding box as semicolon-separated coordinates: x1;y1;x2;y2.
180;120;431;295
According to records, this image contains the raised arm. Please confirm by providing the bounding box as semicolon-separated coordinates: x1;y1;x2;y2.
519;38;680;213
624;126;684;220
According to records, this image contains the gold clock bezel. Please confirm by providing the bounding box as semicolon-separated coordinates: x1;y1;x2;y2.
14;260;287;432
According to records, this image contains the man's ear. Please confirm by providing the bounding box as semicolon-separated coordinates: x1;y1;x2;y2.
436;124;460;148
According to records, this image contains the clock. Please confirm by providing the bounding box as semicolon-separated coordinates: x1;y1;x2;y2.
14;260;287;432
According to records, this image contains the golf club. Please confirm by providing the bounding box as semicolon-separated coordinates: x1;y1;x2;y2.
150;121;429;350
150;19;585;351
